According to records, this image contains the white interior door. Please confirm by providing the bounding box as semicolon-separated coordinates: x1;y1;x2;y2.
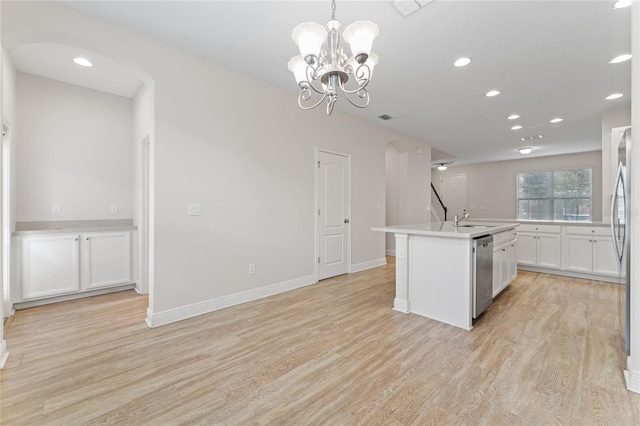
317;150;350;280
440;174;468;220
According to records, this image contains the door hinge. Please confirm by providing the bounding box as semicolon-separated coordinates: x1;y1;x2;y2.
317;161;321;168
318;257;320;264
318;209;320;216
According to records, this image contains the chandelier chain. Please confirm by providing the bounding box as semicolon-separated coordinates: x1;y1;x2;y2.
331;0;336;21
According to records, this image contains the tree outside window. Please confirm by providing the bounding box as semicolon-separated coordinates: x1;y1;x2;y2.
517;169;591;221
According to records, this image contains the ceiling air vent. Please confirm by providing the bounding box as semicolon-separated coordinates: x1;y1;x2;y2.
393;0;433;17
379;114;393;121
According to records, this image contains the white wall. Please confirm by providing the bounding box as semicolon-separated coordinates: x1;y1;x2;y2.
431;150;603;221
601;106;631;221
385;141;431;254
15;72;133;222
1;2;430;323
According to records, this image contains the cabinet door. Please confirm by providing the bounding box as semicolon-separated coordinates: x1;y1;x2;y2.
22;234;80;299
516;233;537;266
507;242;517;286
84;232;132;290
537;234;562;269
564;235;593;273
492;247;502;297
500;245;510;290
593;236;619;276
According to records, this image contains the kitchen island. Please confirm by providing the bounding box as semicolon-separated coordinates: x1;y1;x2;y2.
373;221;519;330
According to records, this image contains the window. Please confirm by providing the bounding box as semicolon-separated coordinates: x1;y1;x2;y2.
517;168;591;221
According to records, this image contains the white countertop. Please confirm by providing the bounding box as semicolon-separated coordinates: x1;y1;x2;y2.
372;221;519;239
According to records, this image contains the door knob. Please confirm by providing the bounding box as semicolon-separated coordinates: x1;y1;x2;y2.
344;219;350;224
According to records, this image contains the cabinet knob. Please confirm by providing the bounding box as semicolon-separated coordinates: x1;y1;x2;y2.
74;238;78;241
86;237;90;241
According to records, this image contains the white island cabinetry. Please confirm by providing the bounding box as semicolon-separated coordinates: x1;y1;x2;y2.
492;230;517;297
15;229;133;305
372;221;519;331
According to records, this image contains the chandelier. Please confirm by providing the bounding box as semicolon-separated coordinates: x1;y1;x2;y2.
287;0;379;115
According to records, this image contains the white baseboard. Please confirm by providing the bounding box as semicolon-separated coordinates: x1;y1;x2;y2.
0;340;8;369
351;257;387;273
625;356;640;394
146;274;317;328
385;249;396;256
393;298;410;313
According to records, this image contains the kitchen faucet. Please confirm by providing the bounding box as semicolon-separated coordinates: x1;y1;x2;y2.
454;210;470;227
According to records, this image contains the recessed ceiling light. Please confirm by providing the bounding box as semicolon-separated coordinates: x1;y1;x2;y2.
519;147;533;155
454;57;472;67
550;118;563;123
610;54;632;64
508;114;520;120
511;125;523;130
437;164;448;171
485;90;501;97
521;134;543;142
73;57;93;67
606;93;624;100
613;0;632;9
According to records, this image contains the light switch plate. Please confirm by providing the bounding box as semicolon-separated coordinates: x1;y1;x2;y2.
51;204;61;215
188;203;202;216
110;204;118;214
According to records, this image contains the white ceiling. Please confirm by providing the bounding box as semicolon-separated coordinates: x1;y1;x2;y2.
14;0;630;166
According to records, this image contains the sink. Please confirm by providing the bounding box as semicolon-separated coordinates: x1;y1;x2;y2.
458;224;494;228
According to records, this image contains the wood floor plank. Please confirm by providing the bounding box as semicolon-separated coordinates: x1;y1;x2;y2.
2;258;640;424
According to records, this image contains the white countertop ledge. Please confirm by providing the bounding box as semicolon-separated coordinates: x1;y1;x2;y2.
372;221;519;239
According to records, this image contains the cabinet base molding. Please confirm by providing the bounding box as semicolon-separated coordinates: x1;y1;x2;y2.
13;284;136;310
146;274;317;328
517;265;621;284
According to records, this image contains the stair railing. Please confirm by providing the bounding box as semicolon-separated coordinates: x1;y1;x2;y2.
431;183;448;221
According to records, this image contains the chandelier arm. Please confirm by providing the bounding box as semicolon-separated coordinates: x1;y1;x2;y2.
340;64;372;94
339;87;370;109
298;87;329;110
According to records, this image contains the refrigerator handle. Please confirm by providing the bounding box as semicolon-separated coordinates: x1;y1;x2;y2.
611;162;625;267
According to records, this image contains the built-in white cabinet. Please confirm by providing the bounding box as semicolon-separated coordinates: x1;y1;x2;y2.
514;222;622;282
16;230;132;302
84;232;132;290
21;234;81;299
564;227;619;276
492;230;518;297
516;224;562;269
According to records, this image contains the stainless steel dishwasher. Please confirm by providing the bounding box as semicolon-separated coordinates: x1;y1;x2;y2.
473;235;494;319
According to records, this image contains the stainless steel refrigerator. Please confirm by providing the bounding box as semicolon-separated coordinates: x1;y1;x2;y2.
612;128;631;352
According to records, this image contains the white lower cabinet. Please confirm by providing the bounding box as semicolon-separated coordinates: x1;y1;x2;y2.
515;223;621;281
84;232;132;290
17;231;132;302
564;227;619;276
492;231;517;297
21;234;81;299
516;225;562;269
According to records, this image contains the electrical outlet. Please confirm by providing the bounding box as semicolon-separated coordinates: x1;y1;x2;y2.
51;204;61;215
110;204;118;214
249;264;256;275
188;203;202;216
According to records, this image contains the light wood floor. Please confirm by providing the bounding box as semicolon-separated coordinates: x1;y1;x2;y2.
2;258;640;425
